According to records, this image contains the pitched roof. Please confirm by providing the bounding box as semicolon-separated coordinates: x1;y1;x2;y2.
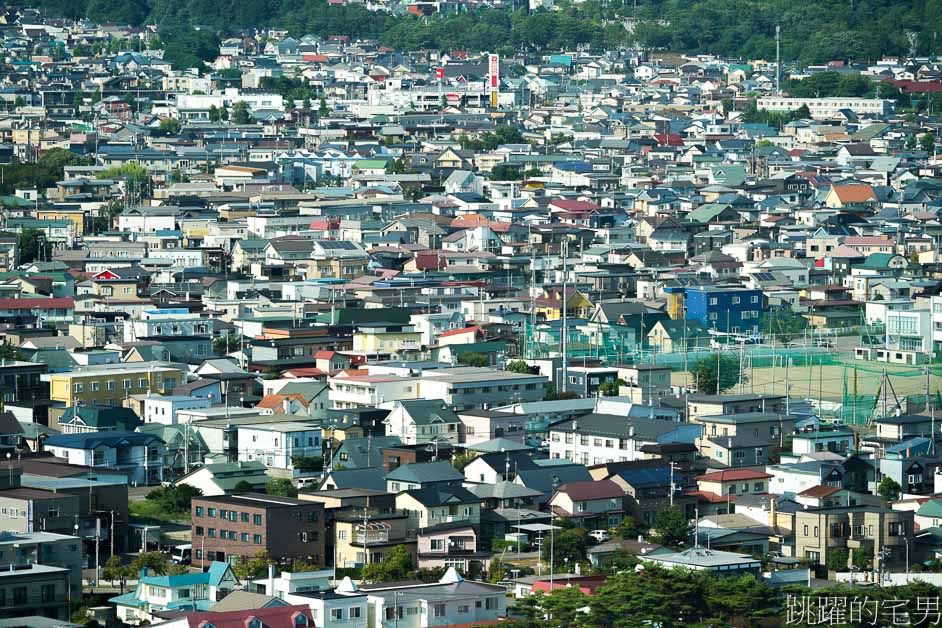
557;479;623;501
385;461;464;484
697;469;773;482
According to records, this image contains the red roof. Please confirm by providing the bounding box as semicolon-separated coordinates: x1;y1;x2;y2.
185;605;313;628
314;350;337;360
887;79;942;94
549;199;601;212
438;326;481;338
696;469;773;482
0;297;74;310
684;489;734;504
654;133;684;147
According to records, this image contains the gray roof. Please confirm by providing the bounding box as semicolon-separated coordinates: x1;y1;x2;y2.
385;461;463;484
550;413;680;440
322;467;387;492
468;481;543;500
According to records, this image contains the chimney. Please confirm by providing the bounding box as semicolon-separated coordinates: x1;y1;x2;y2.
769;495;776;526
282;397;291;414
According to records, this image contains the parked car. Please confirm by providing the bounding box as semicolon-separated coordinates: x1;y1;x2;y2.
589;529;611;543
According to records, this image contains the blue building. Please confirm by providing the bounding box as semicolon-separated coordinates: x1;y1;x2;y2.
684;286;764;334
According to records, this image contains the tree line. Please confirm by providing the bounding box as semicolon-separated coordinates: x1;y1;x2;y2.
26;0;942;65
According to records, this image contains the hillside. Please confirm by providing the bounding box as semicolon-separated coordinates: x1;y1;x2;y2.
23;0;940;64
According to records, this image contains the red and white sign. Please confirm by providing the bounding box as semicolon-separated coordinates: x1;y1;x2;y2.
435;67;445;79
488;53;499;90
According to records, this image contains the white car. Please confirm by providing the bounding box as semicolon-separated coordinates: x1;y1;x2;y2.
589;529;611;543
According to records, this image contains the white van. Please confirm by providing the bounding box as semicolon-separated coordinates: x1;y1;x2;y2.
170;544;192;565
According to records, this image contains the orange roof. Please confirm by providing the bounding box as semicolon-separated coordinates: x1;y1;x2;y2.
831;184;877;203
256;393;307;412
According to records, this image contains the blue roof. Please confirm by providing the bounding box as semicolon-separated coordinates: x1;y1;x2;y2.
615;465;671;488
45;431;163;449
139;561;232;588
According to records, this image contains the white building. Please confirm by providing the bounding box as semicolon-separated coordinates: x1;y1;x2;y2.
327;374;420;409
142;395;212;425
123;308;213;342
756;97;893;119
237;422;322;470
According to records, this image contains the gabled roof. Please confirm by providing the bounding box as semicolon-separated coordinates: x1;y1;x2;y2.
385;461;464;484
556;478;623;501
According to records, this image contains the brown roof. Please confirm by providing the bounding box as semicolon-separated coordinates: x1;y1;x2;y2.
797;485;844;498
556;479;623;501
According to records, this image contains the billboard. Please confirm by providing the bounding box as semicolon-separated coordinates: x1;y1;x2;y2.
488;53;499;90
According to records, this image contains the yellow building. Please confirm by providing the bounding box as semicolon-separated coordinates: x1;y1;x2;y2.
46;364;186;407
12;127;40;146
352;324;422;356
37;208;86;236
534;287;592;321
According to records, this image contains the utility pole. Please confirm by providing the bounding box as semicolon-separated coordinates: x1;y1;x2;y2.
110;509;115;558
560;239;568;394
669;461;677;507
775;25;781;94
95;518;100;589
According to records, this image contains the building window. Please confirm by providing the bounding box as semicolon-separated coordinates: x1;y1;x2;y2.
195;506;204;517
254;534;262;544
208;528;216;538
40;584;55;602
331;609;344;621
349;607;361;619
253;514;262;525
433;603;446;617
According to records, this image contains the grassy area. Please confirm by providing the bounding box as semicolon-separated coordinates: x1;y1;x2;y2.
129;499;191;523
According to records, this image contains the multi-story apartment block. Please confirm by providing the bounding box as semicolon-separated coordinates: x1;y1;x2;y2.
191;494;325;569
44;362;186;407
794;505;914;571
0;563;71;623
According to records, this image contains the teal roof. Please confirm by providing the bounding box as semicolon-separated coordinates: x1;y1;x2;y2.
109;591;146;607
917;500;942;518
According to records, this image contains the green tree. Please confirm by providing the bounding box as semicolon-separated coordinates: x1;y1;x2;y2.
457;352;489;367
291;455;323;473
233;480;254;493
13;96;25;108
231;101;251;125
761;309;808;345
490;163;522;181
597;378;625;397
102;555;127;585
208;105;221;122
612;516;640;540
144;484;202;517
921;132;936;155
652;506;689;547
361;544;412;582
826;547;849;572
451;451;476;471
318;98;329;116
265;478;298;498
506;360;532;374
234;551;274;580
17;228;51;265
690;353;742;395
159;117;181;134
877;477;901;505
0;342;18;361
130;552;171;576
541;527;587;565
906;134;918;150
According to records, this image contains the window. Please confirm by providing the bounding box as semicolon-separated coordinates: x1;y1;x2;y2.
241;512;249;523
196;526;204;536
90;382;100;392
889;522;904;537
195;506;204;517
208;528;216;538
331;609;344;621
13;587;26;605
123;379;132;390
179;588;191;599
486;597;499;610
41;584;55;602
253;534;262;544
253;514;262;525
753;482;764;491
208;508;217;518
431;539;444;551
241;532;249;542
73;383;83;393
349;607;361;619
139;378;148;388
434;603;446;618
